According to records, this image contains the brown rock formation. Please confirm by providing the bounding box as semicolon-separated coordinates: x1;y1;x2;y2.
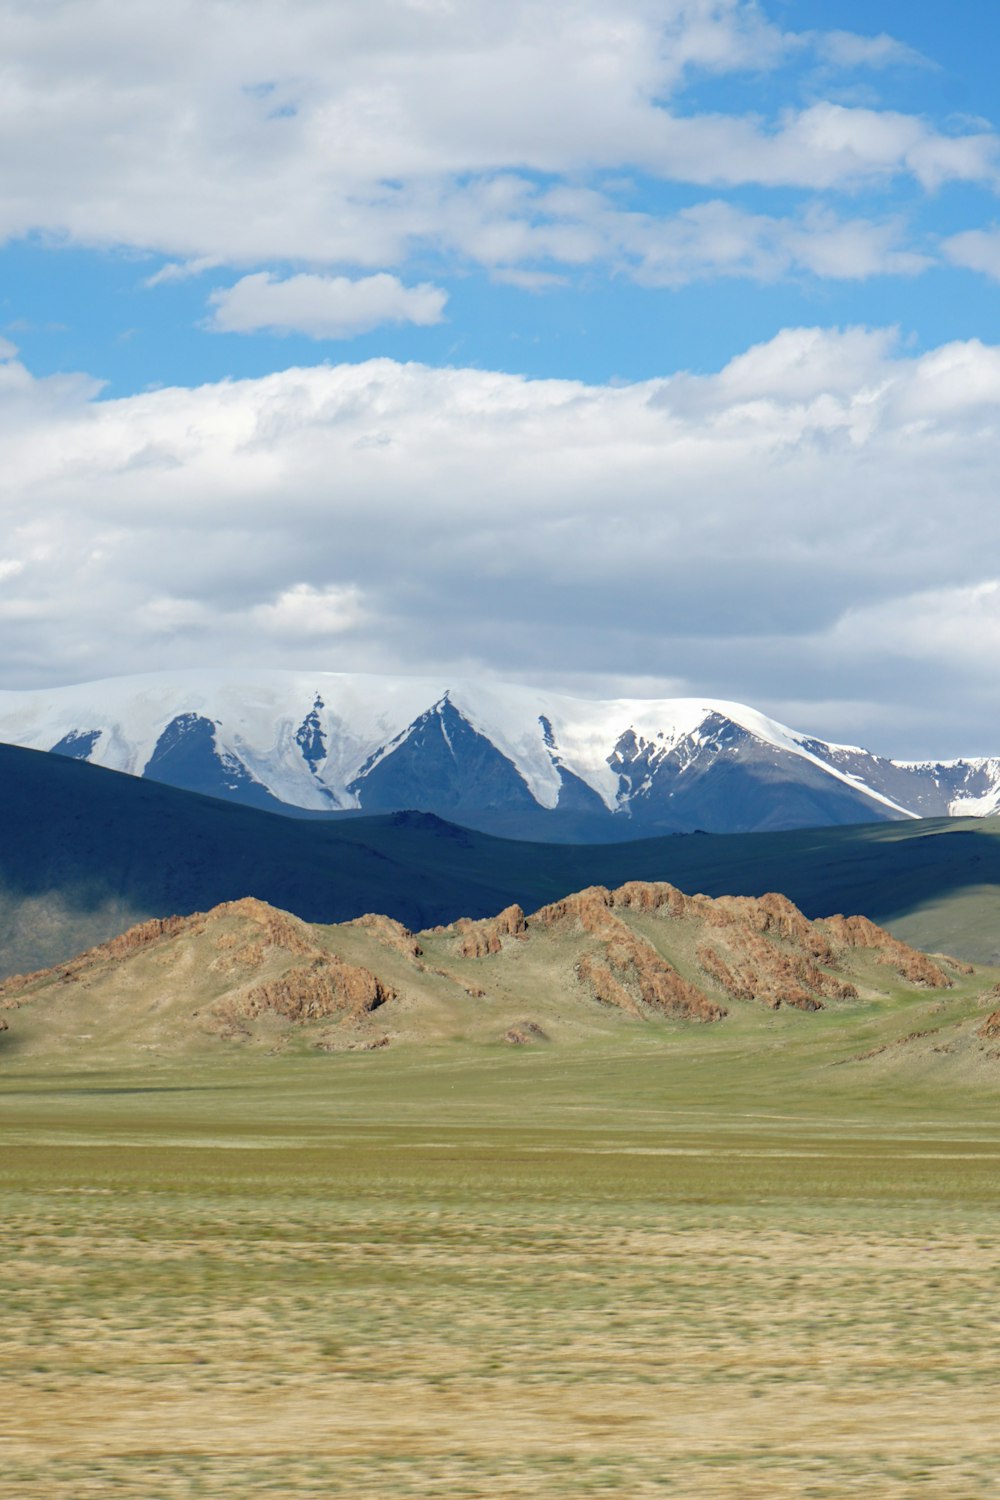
604;921;726;1022
216;958;394;1027
696;927;855;1011
536;889;725;1022
977;1010;1000;1040
504;1021;548;1045
455;903;527;958
532;885;614;931
349;913;423;961
822;914;952;989
575;954;644;1018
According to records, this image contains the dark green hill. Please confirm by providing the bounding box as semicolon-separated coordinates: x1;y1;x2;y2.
3;742;1000;977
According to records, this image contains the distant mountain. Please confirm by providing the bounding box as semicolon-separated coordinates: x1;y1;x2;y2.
4;743;1000;982
3;670;1000;840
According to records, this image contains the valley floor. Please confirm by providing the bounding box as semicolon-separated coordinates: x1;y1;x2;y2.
2;1043;1000;1499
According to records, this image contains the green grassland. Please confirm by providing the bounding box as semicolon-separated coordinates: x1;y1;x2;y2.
4;973;1000;1499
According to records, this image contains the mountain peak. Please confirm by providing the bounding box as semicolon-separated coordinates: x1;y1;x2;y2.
0;668;994;840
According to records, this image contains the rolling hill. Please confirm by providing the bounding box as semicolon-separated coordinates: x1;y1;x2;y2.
3;880;994;1082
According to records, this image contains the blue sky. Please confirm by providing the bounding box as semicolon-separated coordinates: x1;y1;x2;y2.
7;0;1000;392
3;0;1000;755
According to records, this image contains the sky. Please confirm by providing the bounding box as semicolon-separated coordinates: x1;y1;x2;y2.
2;0;1000;756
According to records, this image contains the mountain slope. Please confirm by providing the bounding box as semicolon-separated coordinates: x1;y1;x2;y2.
5;743;1000;982
5;669;998;839
1;881;985;1065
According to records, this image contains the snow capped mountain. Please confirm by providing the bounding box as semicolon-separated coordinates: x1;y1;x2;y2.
1;669;998;841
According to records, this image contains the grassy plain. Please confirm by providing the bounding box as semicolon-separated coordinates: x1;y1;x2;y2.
3;1003;1000;1500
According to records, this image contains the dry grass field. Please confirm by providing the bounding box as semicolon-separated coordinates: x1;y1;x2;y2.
3;1022;1000;1499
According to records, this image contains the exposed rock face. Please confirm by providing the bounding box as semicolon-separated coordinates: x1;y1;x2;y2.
695;928;856;1011
978;1010;1000;1040
532;885;615;931
601;916;725;1023
207;899;326;976
530;880;954;1013
218;958;394;1026
534;885;725;1022
349;913;423;961
455;904;527;958
822;913;952;989
575;954;644;1018
697;943;822;1011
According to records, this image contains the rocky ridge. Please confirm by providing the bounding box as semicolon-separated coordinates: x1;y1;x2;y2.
0;879;987;1063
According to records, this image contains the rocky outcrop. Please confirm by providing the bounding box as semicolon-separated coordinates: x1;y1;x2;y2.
977;1009;1000;1040
532;885;615;931
214;958;394;1028
575;954;644;1018
349;913;423;961
455;904;527;958
603;920;726;1022
1;878;972;1055
696;930;855;1011
535;888;724;1022
0;895;401;1045
822;913;952;989
555;881;949;1004
504;1021;548;1045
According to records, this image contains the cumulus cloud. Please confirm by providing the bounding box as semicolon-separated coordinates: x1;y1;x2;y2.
207;272;447;338
0;0;991;284
2;331;1000;752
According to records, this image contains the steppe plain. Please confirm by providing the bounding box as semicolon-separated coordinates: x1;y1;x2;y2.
3;884;1000;1499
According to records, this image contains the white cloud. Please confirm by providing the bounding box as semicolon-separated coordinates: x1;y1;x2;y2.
812;31;928;71
943;227;1000;281
251;582;366;637
624;200;929;285
3;331;1000;750
0;0;990;282
831;580;1000;670
207;271;447;338
433;180;931;285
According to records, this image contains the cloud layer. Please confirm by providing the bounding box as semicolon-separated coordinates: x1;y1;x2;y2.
0;0;995;300
2;328;1000;755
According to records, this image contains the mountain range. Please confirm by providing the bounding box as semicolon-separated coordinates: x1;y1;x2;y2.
2;670;1000;840
4;741;1000;982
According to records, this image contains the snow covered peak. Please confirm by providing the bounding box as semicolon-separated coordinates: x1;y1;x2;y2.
0;667;994;838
